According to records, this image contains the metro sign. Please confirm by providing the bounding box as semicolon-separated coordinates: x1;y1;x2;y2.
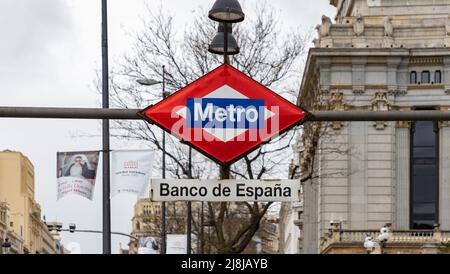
139;64;310;165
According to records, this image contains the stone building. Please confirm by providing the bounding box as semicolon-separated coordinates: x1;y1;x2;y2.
297;0;450;254
128;199;196;254
0;150;62;254
278;161;303;254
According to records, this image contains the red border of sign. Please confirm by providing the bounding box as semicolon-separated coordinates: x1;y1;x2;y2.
137;64;312;166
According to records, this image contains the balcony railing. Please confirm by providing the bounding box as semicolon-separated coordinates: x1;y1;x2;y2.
320;226;450;253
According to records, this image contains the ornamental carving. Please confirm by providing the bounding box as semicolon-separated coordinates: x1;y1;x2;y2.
320;15;332;37
446;15;450;36
396;121;412;129
371;92;391;111
384;16;393;37
330;91;345;111
353;14;365;36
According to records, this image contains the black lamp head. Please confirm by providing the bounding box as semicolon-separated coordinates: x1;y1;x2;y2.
209;0;245;23
208;23;240;55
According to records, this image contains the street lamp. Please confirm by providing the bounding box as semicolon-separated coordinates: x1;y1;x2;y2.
363;226;390;254
208;0;244;65
208;0;245;23
363;234;375;254
2;238;11;254
208;23;240;55
136;78;161;86
378;226;390;254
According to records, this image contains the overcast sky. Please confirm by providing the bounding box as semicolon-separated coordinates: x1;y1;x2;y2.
0;0;335;254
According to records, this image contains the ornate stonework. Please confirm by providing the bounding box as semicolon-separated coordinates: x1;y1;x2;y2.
296;0;450;255
396;121;412;129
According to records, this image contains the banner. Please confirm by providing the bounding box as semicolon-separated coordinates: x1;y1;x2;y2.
57;151;99;200
137;237;160;254
151;179;301;202
111;150;153;197
166;234;187;254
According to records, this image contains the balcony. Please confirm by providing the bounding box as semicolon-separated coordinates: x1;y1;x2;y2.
320;226;450;254
6;230;24;254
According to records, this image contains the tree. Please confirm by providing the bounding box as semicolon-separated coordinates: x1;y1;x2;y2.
102;1;310;254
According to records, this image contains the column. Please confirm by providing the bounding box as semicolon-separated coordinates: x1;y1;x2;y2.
439;122;450;229
395;121;410;230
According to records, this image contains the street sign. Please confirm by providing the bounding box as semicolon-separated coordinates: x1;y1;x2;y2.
151;179;301;202
139;64;310;165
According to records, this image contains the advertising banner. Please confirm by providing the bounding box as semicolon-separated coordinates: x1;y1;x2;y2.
151;179;300;202
137;237;160;254
111;150;153;197
57;151;99;200
166;234;187;254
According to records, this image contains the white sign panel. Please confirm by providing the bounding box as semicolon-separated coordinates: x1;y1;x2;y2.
151;179;300;202
166;234;187;254
111;150;153;197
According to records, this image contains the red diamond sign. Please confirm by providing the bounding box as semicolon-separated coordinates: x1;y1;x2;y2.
139;64;310;165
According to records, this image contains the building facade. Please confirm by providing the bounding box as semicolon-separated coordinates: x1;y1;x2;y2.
297;0;450;254
278;161;303;254
129;199;193;254
0;150;62;254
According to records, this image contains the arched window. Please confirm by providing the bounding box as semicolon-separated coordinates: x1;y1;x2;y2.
410;119;439;229
435;70;442;84
421;71;431;84
410;71;417;84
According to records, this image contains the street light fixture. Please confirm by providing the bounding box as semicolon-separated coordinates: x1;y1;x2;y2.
208;0;244;65
69;223;76;233
208;23;240;55
363;234;375;254
136;78;162;87
208;0;245;23
2;238;11;254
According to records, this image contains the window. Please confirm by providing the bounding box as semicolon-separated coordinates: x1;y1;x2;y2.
435;71;442;84
410;120;439;229
410;71;417;84
421;71;431;84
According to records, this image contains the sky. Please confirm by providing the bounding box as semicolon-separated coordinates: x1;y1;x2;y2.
0;0;335;254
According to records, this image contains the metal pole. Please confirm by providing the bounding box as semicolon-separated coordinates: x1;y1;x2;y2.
3;107;450;121
187;147;192;254
101;0;111;255
200;201;205;254
161;66;167;255
224;23;229;65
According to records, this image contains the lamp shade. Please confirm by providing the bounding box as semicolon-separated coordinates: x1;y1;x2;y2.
208;0;245;23
208;23;239;55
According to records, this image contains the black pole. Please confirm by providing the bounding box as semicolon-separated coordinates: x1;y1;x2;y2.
161;66;167;255
187;147;192;254
200;201;204;254
101;0;111;255
224;23;229;65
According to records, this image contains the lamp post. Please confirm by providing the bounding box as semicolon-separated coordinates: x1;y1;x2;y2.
137;65;168;254
101;0;111;255
208;0;244;173
187;147;192;254
206;0;245;254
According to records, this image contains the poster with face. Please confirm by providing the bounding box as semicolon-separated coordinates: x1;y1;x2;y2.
137;237;160;254
57;151;99;200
